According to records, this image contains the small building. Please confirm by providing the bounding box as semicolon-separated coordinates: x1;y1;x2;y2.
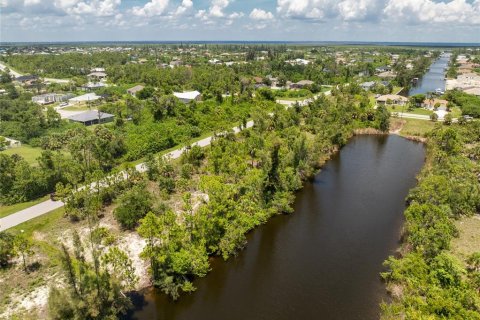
14;75;39;86
82;82;106;91
464;87;480;96
67;110;114;126
291;80;314;89
32;93;74;105
169;60;183;68
87;72;107;81
376;66;392;73
173;90;201;103
91;67;105;73
127;85;145;97
376;94;408;106
69;93;101;104
422;98;448;110
360;81;376;91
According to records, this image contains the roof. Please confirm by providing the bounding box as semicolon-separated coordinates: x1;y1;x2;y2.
127;85;145;94
361;81;376;87
173;90;201;100
69;93;101;102
376;94;408;102
15;75;38;82
67;110;114;123
423;98;448;105
464;87;480;96
296;80;314;86
88;72;107;77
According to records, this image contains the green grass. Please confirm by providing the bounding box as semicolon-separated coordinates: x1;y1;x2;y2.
9;207;66;237
62;105;91;111
400;118;438;137
0;196;50;219
388;106;432;116
450;106;462;118
1;145;43;165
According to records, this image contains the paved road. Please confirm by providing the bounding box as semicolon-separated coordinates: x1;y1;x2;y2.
0;120;255;232
0;200;65;231
0;90;332;232
0;62;70;84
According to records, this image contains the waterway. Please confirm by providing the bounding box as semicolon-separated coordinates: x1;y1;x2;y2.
409;53;451;96
130;135;425;320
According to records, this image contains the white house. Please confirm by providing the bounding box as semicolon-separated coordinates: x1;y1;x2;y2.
173;91;201;103
69;93;101;104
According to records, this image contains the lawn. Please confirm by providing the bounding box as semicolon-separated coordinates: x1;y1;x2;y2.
451;215;480;264
1;145;43;165
399;118;438;137
0;196;49;219
387;105;432;116
62;105;91;111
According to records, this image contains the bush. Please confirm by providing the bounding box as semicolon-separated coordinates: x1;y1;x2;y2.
114;185;153;229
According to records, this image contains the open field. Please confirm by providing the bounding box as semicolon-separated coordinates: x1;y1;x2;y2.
391;118;437;137
1;145;43;165
451;215;480;264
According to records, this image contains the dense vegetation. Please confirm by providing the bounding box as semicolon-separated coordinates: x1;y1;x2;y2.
382;123;480;319
56;87;390;302
445;89;480;118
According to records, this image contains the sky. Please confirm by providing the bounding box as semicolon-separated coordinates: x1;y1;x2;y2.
1;0;480;43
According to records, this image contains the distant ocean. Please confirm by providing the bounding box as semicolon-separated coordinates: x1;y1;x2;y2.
1;41;479;47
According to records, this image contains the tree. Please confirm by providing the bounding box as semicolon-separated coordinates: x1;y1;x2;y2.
443;113;453;125
376;105;390;132
430;112;439;122
0;231;16;267
0;136;9;151
14;231;34;273
114;185;153;229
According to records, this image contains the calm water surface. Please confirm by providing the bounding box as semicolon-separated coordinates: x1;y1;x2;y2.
130;135;425;320
409;53;451;96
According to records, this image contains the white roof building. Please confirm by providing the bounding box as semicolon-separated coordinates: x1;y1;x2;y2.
173;90;201;103
69;93;101;104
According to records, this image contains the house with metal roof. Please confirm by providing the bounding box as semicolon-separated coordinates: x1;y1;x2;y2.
67;110;114;126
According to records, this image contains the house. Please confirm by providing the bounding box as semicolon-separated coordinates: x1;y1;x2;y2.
82;82;106;91
69;93;101;104
87;71;107;81
375;66;392;73
173;90;201;103
32;93;74;105
14;75;39;86
91;67;105;73
127;85;145;97
464;87;480;96
376;94;408;106
360;81;376;91
422;98;448;110
169;60;183;68
377;71;396;80
291;80;314;89
67;110;114;126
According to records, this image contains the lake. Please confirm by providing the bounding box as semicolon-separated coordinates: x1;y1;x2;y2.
130;135;425;320
409;53;451;96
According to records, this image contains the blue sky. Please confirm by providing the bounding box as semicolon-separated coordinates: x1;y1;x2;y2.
1;0;480;42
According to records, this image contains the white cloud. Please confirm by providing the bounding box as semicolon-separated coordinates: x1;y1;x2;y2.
228;11;244;19
209;0;229;17
174;0;192;15
68;0;120;16
132;0;169;17
383;0;480;25
338;0;380;21
249;8;274;20
276;0;337;20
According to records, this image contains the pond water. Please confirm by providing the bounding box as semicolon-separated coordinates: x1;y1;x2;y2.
130;135;425;320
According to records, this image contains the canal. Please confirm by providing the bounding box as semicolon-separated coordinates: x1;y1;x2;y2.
409;53;451;96
130;135;425;320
